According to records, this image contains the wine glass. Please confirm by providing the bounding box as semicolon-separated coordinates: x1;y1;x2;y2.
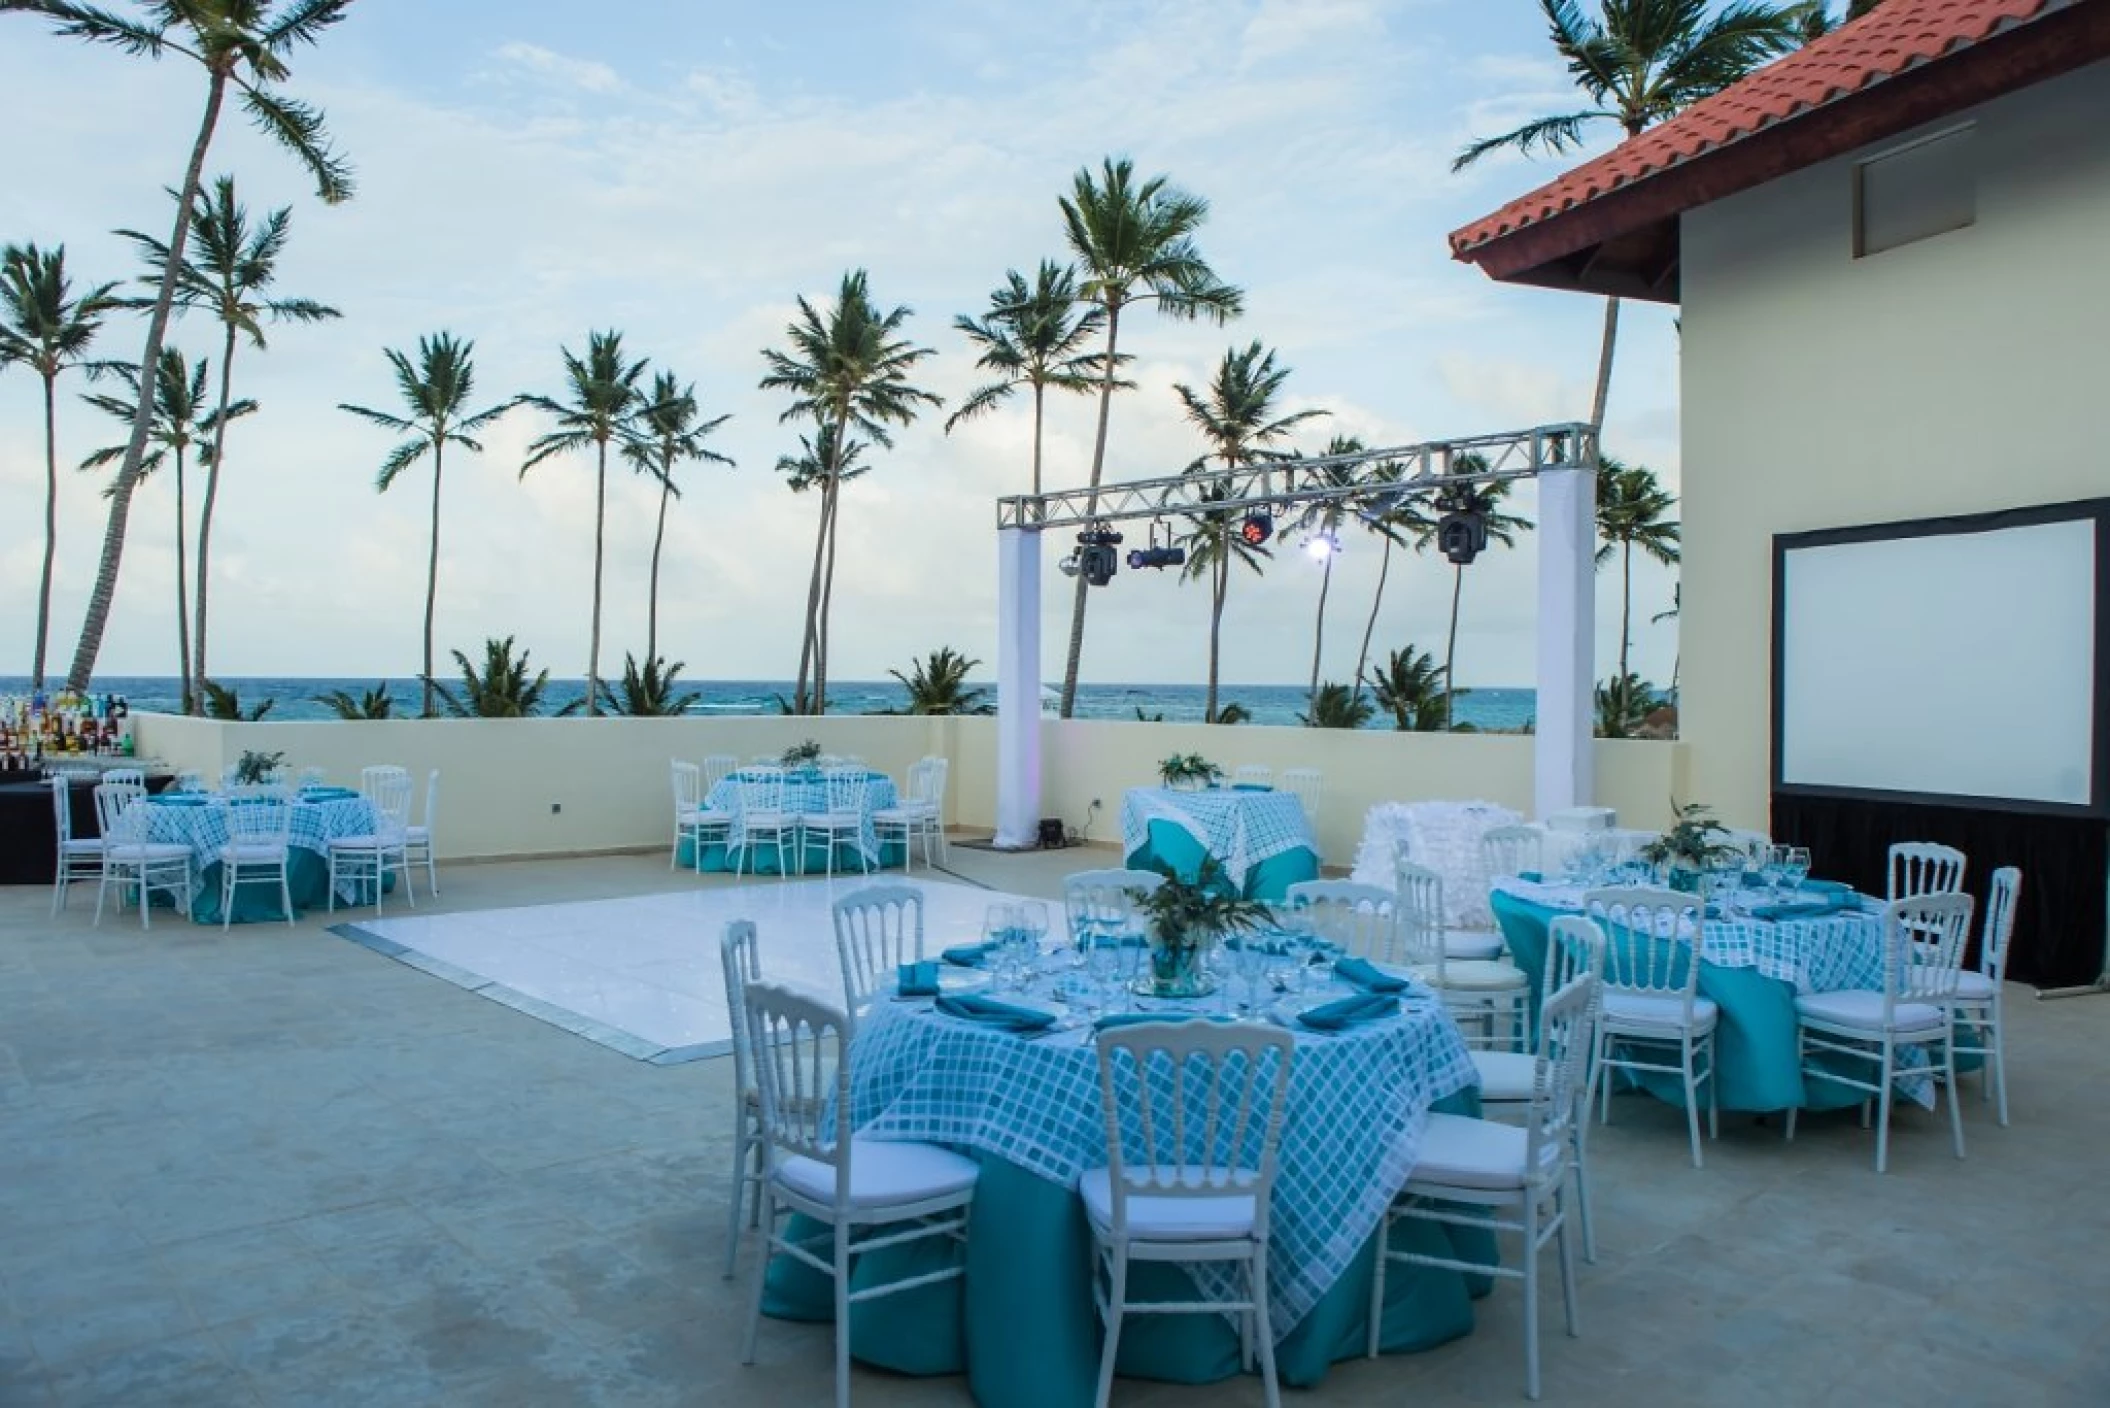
983;903;1019;989
1782;846;1812;892
1015;901;1050;987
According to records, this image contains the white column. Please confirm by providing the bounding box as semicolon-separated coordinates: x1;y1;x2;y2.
1535;465;1596;819
994;525;1042;849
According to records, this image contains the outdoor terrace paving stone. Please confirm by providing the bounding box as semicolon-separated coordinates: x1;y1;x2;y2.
1;848;2106;1406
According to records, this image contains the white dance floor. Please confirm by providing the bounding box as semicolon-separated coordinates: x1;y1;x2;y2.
331;877;1032;1064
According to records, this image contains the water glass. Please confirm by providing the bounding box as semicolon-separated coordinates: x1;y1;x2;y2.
1782;846;1812;892
983;903;1019;988
1015;901;1050;985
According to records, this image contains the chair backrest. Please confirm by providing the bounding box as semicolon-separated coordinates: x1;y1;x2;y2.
360;764;409;797
743;981;851;1201
1888;842;1966;902
1280;767;1323;821
422;770;441;832
49;775;77;843
101;767;146;789
1286;879;1398;964
1581;886;1703;1003
91;781;147;842
1480;824;1544;881
670;759;703;815
834;884;926;1013
721;920;762;1098
1393;859;1448;963
365;769;415;833
920;757;950;815
821;765;868;816
1064;868;1165;943
1543;915;1608;1092
737;765;785;813
1886;892;1974;1009
1093;1020;1295;1240
1525;974;1597;1188
702;754;738;791
1979;867;2021;981
226;796;292;844
1232;764;1272;787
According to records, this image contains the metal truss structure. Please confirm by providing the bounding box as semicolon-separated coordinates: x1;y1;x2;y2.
995;422;1598;531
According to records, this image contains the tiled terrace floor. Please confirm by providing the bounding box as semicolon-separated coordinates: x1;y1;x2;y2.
2;846;2106;1406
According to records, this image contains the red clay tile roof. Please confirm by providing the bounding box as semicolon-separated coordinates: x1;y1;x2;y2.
1450;0;2075;261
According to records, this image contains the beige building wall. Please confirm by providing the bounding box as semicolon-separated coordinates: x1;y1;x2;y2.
1678;63;2110;829
135;711;1681;865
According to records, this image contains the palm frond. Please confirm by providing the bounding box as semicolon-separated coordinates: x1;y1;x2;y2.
238;83;354;202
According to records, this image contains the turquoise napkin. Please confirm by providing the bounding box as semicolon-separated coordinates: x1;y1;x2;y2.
934;994;1056;1032
1749;896;1844;921
301;786;359;801
1231;782;1273;792
1092;1011;1230;1031
942;942;996;968
150;794;206;807
1297;993;1397;1031
1517;870;1544;884
1085;933;1146;949
896;961;940;998
1332;956;1409;994
1800;879;1853;898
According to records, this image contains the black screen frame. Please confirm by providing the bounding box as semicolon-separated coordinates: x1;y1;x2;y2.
1771;497;2110;820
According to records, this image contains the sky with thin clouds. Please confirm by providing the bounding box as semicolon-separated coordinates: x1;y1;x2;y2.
0;0;1683;690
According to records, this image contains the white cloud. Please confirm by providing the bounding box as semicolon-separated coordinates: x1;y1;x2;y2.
492;42;626;96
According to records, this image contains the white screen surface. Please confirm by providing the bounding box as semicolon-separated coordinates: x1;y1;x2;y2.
1779;518;2096;806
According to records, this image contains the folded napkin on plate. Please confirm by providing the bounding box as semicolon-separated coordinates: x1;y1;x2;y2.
300;786;359;801
934;994;1056;1032
1332;956;1409;994
1091;1011;1231;1031
896;961;941;998
1085;932;1146;949
150;794;207;806
1297;993;1398;1031
1799;879;1854;898
1748;896;1846;922
1516;870;1543;884
1231;782;1273;792
941;941;997;967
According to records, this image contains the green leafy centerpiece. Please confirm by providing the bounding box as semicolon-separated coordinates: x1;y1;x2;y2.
232;749;286;787
1157;753;1223;792
1637;802;1740;893
780;739;822;770
1135;858;1271;998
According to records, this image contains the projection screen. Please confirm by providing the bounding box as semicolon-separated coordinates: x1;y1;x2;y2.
1773;502;2109;816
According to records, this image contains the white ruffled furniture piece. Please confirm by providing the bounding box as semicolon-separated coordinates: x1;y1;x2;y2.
1351;800;1525;932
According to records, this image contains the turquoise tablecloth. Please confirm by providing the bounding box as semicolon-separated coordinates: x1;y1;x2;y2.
1119;787;1319;902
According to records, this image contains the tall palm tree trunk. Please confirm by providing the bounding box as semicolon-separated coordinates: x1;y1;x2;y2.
420;441;443;718
817;477;843;713
1591;296;1620;431
587;441;607;715
646;456;670;667
1205;530;1228;722
1059;307;1123;718
1351;537;1393;703
1619;538;1633;681
191;327;241;701
1030;384;1045;499
1306;550;1335;710
794;419;844;713
174;448;193;715
1443;564;1463;731
67;73;229;691
33;373;58;689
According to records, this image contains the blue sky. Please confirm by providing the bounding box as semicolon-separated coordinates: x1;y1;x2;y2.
0;0;1682;689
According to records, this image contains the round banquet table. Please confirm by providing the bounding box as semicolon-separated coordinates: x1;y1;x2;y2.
117;789;385;923
1489;876;1974;1114
762;957;1493;1407
678;769;905;874
1119;786;1319;902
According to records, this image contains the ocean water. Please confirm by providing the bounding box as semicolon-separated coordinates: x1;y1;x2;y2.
0;676;1535;732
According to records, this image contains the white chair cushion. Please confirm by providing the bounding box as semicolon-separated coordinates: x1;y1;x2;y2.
1077;1166;1258;1241
1420;959;1529;991
1794;990;1946;1032
1469;1050;1537;1103
1603;991;1718;1033
60;837;106;855
806;811;862;828
219;843;288;864
1949;970;1998;1002
327;833;403;850
871;807;928;824
774;1137;978;1211
105;842;192;863
743;811;796;828
1404;1111;1531;1191
403;825;431;843
1443;930;1506;961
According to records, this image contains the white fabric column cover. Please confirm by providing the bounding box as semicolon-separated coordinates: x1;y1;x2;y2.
1534;465;1596;819
995;526;1042;849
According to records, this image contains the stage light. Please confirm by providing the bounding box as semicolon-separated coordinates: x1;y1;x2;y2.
1240;512;1273;547
1058;552;1082;577
1437;505;1489;565
1074;523;1123;587
1304;533;1339;562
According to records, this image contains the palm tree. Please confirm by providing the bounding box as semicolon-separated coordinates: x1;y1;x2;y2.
622;370;732;666
1367;645;1454;732
314;684;395;719
1287;436;1366;713
80;348;255;714
1594;455;1681;681
1173;342;1326;722
1300;682;1374;730
338;333;510;718
518;330;651;717
944;261;1112;497
1436;454;1533;729
1453;0;1807;432
889;647;994;716
597;653;701;717
1349;455;1438;703
1797;0;1885;38
1055;157;1244;717
4;0;356;691
428;636;581;718
199;678;273;721
759;270;940;714
1596;671;1658;738
120;175;340;699
1653;583;1682;692
0;243;118;690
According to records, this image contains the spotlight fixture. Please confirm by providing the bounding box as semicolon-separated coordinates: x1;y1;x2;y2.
1126;519;1187;571
1058;552;1082;578
1436;496;1490;566
1304;533;1339;563
1074;521;1123;587
1239;512;1274;547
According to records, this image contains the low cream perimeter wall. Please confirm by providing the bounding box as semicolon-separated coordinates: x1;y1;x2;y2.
135;713;1682;864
